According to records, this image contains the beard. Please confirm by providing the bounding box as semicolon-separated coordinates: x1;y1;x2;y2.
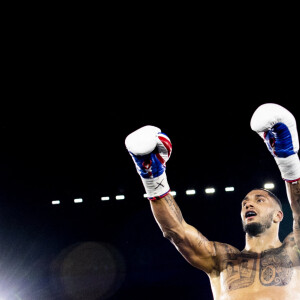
242;212;273;237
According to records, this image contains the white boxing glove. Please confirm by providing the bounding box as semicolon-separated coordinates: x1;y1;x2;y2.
125;125;172;200
250;103;300;182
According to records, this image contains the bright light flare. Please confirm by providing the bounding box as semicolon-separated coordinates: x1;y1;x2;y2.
264;183;275;189
205;188;215;194
52;200;60;205
74;198;83;203
186;189;196;195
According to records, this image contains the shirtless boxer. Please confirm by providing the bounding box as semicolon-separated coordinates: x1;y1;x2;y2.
125;103;300;300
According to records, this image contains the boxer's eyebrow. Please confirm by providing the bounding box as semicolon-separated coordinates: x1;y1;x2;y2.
254;194;267;199
242;194;268;205
243;194;267;201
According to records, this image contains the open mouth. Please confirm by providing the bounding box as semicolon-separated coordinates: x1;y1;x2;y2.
245;211;257;219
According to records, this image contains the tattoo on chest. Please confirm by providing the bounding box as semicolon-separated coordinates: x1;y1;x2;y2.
259;248;293;286
222;245;294;291
222;248;258;291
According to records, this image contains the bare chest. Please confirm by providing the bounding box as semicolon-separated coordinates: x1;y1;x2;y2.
220;247;297;292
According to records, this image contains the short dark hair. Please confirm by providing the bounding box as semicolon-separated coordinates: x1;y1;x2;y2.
251;188;282;211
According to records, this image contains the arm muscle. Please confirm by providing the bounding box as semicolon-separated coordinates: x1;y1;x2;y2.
150;194;217;273
285;180;300;248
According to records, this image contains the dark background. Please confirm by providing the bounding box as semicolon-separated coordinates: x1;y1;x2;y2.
0;6;299;300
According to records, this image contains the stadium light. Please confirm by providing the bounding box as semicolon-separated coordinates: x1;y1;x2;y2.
52;200;60;205
74;198;83;203
264;182;275;189
101;196;110;201
225;187;234;192
116;195;125;200
186;189;196;195
170;191;176;196
205;188;215;194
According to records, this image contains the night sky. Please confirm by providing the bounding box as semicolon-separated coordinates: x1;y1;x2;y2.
1;13;299;299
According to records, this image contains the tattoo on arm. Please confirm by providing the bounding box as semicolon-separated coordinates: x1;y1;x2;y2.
286;235;300;261
293;182;300;196
196;231;215;253
196;230;205;247
287;181;300;231
295;183;300;207
164;194;183;224
290;181;300;207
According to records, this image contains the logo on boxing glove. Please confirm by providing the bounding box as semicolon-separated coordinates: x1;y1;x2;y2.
264;123;296;158
130;152;166;179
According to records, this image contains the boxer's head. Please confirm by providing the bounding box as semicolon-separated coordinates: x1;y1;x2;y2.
241;189;283;237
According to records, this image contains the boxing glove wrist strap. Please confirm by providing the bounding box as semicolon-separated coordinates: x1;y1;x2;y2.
274;154;300;182
140;172;170;200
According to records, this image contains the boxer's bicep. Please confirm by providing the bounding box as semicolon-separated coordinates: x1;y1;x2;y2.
177;223;218;274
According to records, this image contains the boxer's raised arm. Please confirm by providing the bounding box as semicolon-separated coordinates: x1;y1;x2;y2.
251;103;300;249
286;181;300;248
125;126;217;274
150;193;217;273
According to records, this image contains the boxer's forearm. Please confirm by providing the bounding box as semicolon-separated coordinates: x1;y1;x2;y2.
286;180;300;246
286;180;300;223
150;193;185;242
150;194;217;273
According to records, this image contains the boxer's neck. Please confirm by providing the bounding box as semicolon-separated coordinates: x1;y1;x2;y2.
243;226;282;253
